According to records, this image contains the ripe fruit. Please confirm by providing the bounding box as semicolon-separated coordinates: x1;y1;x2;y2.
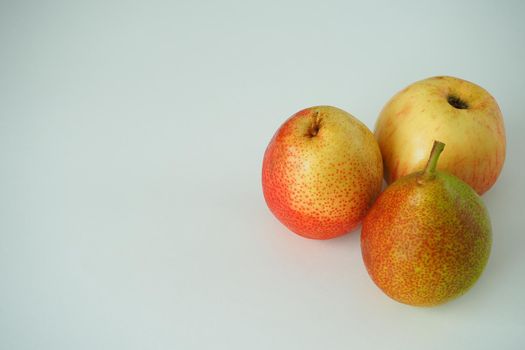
361;141;491;306
375;76;506;195
262;106;383;240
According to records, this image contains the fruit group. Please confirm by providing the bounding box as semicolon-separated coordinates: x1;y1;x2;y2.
262;106;383;240
375;76;506;195
361;141;492;306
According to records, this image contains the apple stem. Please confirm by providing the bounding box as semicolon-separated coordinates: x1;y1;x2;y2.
423;141;445;178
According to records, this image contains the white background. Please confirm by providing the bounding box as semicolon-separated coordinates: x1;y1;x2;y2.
1;0;524;349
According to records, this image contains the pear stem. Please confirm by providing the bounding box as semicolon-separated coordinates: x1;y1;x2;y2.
423;141;445;179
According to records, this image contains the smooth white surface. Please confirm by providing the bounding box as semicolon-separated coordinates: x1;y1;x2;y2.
1;1;524;349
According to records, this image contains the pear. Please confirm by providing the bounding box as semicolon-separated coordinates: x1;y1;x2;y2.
361;141;492;306
262;106;383;240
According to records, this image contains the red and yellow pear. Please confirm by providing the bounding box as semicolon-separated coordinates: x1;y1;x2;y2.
262;106;383;240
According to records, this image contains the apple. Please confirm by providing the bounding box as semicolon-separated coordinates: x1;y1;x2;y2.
375;76;506;195
262;106;383;240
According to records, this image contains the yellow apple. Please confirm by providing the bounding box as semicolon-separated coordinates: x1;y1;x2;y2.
375;76;506;195
262;106;383;239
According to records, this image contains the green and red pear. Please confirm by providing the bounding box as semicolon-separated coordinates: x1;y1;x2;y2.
361;141;492;306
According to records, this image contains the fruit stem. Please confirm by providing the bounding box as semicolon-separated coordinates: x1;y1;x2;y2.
307;112;321;137
423;141;445;179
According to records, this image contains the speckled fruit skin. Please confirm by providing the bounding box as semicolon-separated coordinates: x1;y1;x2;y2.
375;76;506;195
361;170;492;306
262;106;383;240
